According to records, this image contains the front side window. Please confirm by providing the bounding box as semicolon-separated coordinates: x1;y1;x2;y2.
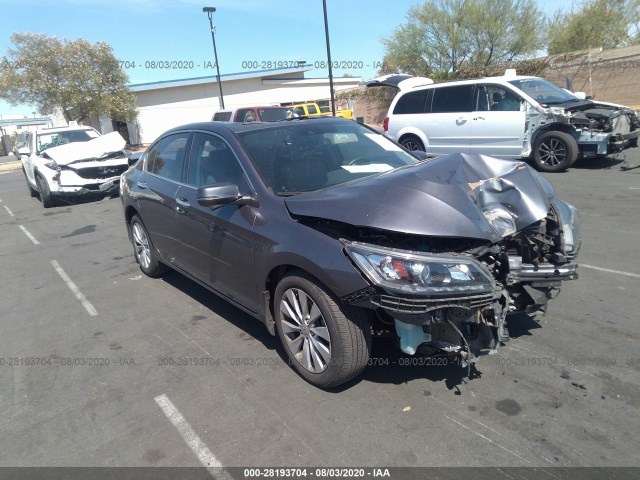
431;85;473;113
145;133;190;182
238;121;418;194
476;85;522;112
186;133;250;191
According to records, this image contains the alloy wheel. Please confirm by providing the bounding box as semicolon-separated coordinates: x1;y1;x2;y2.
279;288;332;373
538;138;567;167
132;222;151;270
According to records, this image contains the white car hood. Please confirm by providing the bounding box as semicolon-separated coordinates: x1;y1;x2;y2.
43;132;126;165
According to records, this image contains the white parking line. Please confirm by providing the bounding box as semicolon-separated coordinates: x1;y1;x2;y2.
154;394;223;469
581;264;640;279
3;205;14;217
50;260;98;317
19;225;40;245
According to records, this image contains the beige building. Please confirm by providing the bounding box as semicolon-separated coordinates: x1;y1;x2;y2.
124;66;362;144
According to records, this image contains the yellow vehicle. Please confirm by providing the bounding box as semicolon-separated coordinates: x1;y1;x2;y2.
290;102;353;119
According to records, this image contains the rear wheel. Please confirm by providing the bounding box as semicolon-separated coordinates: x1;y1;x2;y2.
399;135;425;152
274;272;371;388
130;215;167;277
35;173;56;208
532;131;578;172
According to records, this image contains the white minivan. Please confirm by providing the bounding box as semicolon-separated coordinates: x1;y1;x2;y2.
368;73;639;172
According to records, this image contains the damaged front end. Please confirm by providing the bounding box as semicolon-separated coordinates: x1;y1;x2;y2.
291;154;580;382
38;132;128;196
526;100;640;159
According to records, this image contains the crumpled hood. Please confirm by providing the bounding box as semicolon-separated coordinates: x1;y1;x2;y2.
43;132;126;165
284;153;552;243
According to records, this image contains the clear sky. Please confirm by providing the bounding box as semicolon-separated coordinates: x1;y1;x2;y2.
0;0;574;118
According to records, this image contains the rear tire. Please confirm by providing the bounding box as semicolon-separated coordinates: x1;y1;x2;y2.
399;135;425;152
130;215;167;278
35;173;56;208
532;131;578;172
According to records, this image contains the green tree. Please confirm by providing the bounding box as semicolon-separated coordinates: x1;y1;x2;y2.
548;0;640;54
0;33;137;123
381;0;544;78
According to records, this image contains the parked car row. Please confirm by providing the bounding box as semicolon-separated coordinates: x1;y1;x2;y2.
367;71;640;172
120;117;581;388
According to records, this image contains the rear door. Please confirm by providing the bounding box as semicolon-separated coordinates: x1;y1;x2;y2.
174;132;258;311
469;84;526;158
423;84;473;155
136;132;191;263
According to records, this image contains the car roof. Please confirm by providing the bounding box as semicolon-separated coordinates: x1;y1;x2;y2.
164;116;349;136
398;75;540;92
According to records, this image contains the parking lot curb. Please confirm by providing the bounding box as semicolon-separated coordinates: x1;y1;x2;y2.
0;161;21;173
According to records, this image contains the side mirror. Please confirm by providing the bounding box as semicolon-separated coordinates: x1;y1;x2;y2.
17;147;30;156
197;183;258;209
128;152;143;166
411;150;429;161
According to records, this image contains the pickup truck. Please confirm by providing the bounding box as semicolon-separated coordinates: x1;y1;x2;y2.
290;102;353;119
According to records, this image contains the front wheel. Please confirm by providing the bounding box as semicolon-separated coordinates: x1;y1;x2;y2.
35;173;56;208
274;272;371;388
130;215;167;277
23;168;37;197
532;131;578;172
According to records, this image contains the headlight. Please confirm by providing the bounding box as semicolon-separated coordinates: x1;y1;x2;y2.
44;161;61;171
483;207;516;237
553;200;582;256
344;242;494;295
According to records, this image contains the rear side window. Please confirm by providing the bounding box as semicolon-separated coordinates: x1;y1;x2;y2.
307;104;318;115
213;112;232;122
431;85;473;113
146;133;190;182
393;89;431;114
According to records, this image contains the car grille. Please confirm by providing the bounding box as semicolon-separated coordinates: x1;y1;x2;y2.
72;165;128;179
372;293;495;314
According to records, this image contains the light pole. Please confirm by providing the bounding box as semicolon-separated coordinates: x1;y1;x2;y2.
203;7;225;109
322;0;336;116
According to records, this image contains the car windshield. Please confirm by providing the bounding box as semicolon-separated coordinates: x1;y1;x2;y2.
238;121;419;195
258;108;292;122
36;129;99;153
508;78;577;105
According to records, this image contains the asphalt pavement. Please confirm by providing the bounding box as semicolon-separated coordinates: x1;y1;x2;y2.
0;151;639;476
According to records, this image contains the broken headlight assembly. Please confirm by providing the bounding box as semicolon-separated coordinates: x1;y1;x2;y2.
43;161;61;172
344;242;494;295
553;199;582;256
483;207;517;237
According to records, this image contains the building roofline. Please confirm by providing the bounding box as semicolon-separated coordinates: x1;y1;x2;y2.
129;65;314;92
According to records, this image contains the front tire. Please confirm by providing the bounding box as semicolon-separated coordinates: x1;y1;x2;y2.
532;131;578;172
23;168;37;197
130;215;167;277
399;135;425;152
35;173;56;208
274;272;371;388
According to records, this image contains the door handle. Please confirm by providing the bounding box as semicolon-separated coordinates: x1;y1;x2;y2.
473;116;485;121
136;181;147;189
175;197;190;213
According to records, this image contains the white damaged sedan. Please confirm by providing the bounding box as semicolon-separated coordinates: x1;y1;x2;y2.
19;126;129;207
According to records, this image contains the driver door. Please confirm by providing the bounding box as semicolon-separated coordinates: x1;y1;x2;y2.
174;132;258;311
